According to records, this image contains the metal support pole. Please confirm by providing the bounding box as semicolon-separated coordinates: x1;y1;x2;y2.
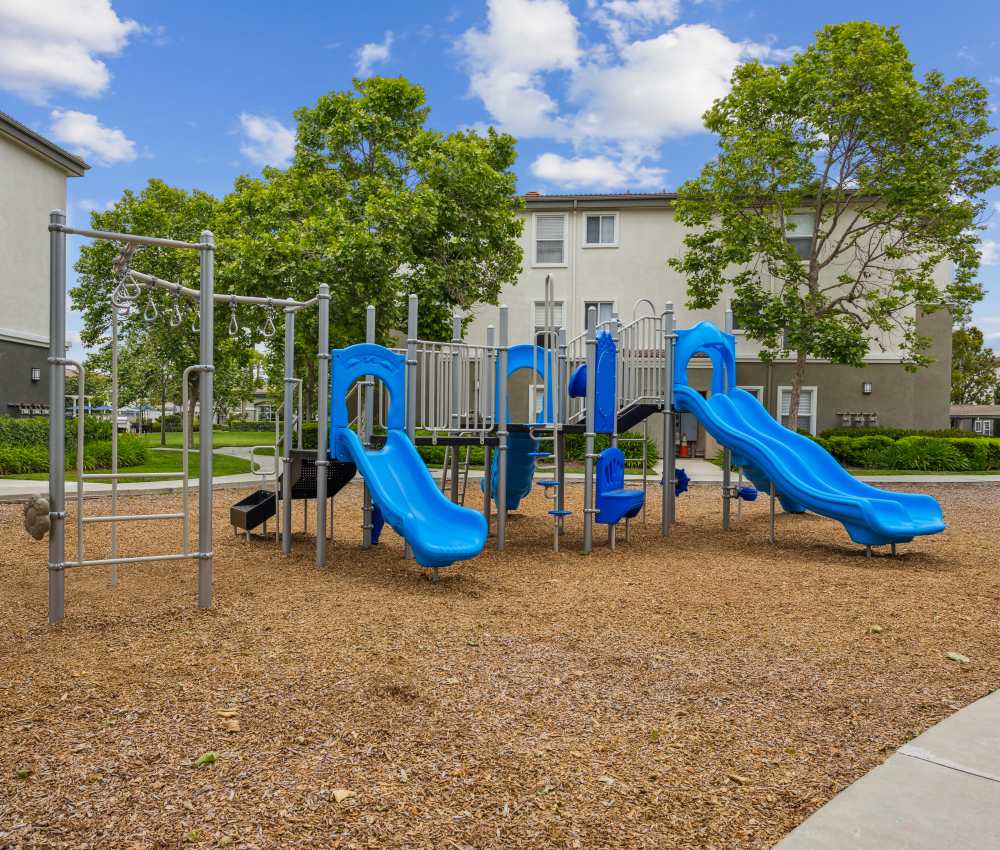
769;481;776;544
497;306;509;551
556;327;567;528
404;295;418;559
315;283;330;568
47;211;67;624
609;314;620;552
282;307;295;556
482;324;495;532
583;307;597;554
110;305;119;587
362;305;375;547
722;303;733;531
662;302;676;535
450;313;461;503
197;230;215;608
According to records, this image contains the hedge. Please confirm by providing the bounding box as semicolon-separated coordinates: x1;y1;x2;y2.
0;416;114;449
813;433;1000;471
820;425;984;440
0;435;147;475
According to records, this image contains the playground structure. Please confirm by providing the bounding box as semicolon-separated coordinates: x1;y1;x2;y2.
42;214;946;625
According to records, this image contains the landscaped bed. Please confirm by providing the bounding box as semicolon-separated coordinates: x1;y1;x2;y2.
1;482;997;849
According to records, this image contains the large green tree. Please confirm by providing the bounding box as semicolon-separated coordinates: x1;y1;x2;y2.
219;76;524;409
951;325;999;404
670;22;999;421
73;180;253;434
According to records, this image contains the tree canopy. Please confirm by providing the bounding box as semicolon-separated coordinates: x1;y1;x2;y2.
670;21;1000;420
952;326;999;404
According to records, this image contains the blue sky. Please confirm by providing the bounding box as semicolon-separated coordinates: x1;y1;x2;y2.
1;0;999;361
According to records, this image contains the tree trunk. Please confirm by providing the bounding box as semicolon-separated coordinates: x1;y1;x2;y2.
787;350;807;432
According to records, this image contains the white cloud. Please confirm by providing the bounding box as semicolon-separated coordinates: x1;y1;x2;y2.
588;0;681;48
355;31;394;77
981;239;1000;266
48;110;136;164
458;3;791;190
458;0;579;137
531;151;665;189
77;198;115;214
0;0;144;103
238;113;295;167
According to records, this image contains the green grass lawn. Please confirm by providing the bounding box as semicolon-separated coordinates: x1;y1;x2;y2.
3;448;251;482
139;430;277;449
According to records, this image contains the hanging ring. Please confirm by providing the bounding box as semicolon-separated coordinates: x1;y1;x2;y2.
144;289;159;322
229;295;239;336
261;298;276;338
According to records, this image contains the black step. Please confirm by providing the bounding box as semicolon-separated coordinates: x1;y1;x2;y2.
230;489;276;531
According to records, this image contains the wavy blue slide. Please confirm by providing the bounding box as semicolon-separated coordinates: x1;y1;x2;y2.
330;343;487;569
674;323;945;547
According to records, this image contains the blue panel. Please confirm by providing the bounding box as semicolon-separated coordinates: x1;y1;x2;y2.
499;344;555;424
673;322;736;394
673;384;946;546
480;430;538;511
330;343;405;461
568;363;587;398
594;330;616;434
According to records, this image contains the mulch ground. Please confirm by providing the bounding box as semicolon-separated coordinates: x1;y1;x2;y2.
1;481;998;850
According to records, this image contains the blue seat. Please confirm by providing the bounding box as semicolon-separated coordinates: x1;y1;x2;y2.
595;448;644;525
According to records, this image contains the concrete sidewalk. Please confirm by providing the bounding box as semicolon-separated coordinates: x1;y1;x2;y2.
775;690;1000;849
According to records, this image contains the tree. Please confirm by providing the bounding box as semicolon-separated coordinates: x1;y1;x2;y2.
952;326;999;404
219;76;524;410
73;179;253;436
670;22;1000;422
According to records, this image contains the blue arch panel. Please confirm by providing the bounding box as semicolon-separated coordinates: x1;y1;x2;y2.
330;344;405;459
673;322;737;396
498;344;555;424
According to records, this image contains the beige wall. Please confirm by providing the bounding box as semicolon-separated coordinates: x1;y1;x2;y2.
0;137;68;347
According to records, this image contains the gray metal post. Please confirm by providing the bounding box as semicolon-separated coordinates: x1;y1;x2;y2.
197;230;215;608
110;305;119;587
362;305;375;547
583;307;597;554
496;306;509;550
609;314;620;550
450;312;461;503
556;327;567;527
47;211;67;624
282;307;295;556
404;295;418;559
482;324;495;530
662;302;676;535
722;303;733;530
315;283;330;568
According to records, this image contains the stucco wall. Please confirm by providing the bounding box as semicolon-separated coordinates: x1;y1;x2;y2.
0;338;49;414
0;135;67;347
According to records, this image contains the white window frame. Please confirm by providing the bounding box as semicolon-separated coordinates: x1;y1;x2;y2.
785;212;814;261
533;300;565;346
584;300;616;330
777;385;818;435
974;418;993;436
582;212;619;248
532;212;568;267
737;385;764;403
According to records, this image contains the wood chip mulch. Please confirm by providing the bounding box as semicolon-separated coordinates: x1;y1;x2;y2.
1;481;998;849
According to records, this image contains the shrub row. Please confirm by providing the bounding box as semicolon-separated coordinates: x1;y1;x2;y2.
820;425;984;440
0;436;148;475
813;433;1000;471
0;416;115;449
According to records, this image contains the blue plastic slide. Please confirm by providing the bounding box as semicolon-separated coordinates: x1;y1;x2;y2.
673;323;945;547
330;343;487;569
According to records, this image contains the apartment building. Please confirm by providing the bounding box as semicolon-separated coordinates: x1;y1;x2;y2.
465;192;952;452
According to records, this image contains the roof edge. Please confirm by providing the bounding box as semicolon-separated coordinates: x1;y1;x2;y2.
0;112;89;176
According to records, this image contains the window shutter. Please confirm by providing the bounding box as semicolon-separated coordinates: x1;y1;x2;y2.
780;389;812;417
534;301;566;328
536;215;564;241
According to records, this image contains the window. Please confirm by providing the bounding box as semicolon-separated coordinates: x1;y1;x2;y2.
584;301;615;330
975;419;993;436
778;386;817;434
534;213;566;265
583;213;617;247
785;213;814;260
534;300;565;346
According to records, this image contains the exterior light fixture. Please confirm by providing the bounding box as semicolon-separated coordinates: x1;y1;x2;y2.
862;382;872;395
30;367;41;383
